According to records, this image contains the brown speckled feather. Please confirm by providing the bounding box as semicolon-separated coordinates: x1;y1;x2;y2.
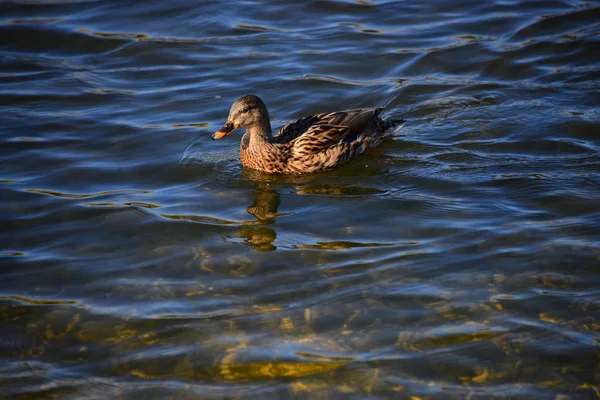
272;114;327;143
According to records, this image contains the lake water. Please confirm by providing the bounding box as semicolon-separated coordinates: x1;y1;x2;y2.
1;0;599;399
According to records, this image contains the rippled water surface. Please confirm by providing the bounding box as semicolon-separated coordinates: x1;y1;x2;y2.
1;0;600;399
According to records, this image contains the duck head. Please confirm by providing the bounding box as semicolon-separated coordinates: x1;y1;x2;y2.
212;95;269;140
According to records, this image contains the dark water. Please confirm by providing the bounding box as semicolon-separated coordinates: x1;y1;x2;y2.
1;0;600;398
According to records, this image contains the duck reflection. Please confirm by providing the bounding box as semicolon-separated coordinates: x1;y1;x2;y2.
234;187;283;252
232;168;318;252
233;169;388;251
245;188;283;221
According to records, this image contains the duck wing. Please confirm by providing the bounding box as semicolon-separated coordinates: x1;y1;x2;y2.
273;107;383;146
319;107;383;130
272;113;328;144
292;107;384;151
291;124;351;152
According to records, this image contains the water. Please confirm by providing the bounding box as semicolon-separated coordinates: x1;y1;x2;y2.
1;0;599;398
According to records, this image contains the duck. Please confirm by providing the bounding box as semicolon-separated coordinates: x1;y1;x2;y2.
212;94;404;174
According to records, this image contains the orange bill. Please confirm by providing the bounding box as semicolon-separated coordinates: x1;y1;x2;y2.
212;121;238;140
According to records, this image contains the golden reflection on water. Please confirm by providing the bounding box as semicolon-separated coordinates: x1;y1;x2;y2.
0;295;76;305
26;188;153;199
1;263;597;397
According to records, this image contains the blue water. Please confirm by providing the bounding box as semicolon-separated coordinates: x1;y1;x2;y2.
1;0;599;399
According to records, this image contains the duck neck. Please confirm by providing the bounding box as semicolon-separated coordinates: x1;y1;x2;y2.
247;116;273;144
240;117;279;172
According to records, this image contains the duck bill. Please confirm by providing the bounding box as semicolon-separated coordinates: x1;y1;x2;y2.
212;121;238;140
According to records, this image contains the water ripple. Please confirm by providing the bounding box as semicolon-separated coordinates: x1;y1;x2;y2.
1;0;599;398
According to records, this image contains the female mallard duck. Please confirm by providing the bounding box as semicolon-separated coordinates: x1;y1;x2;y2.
212;95;404;174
